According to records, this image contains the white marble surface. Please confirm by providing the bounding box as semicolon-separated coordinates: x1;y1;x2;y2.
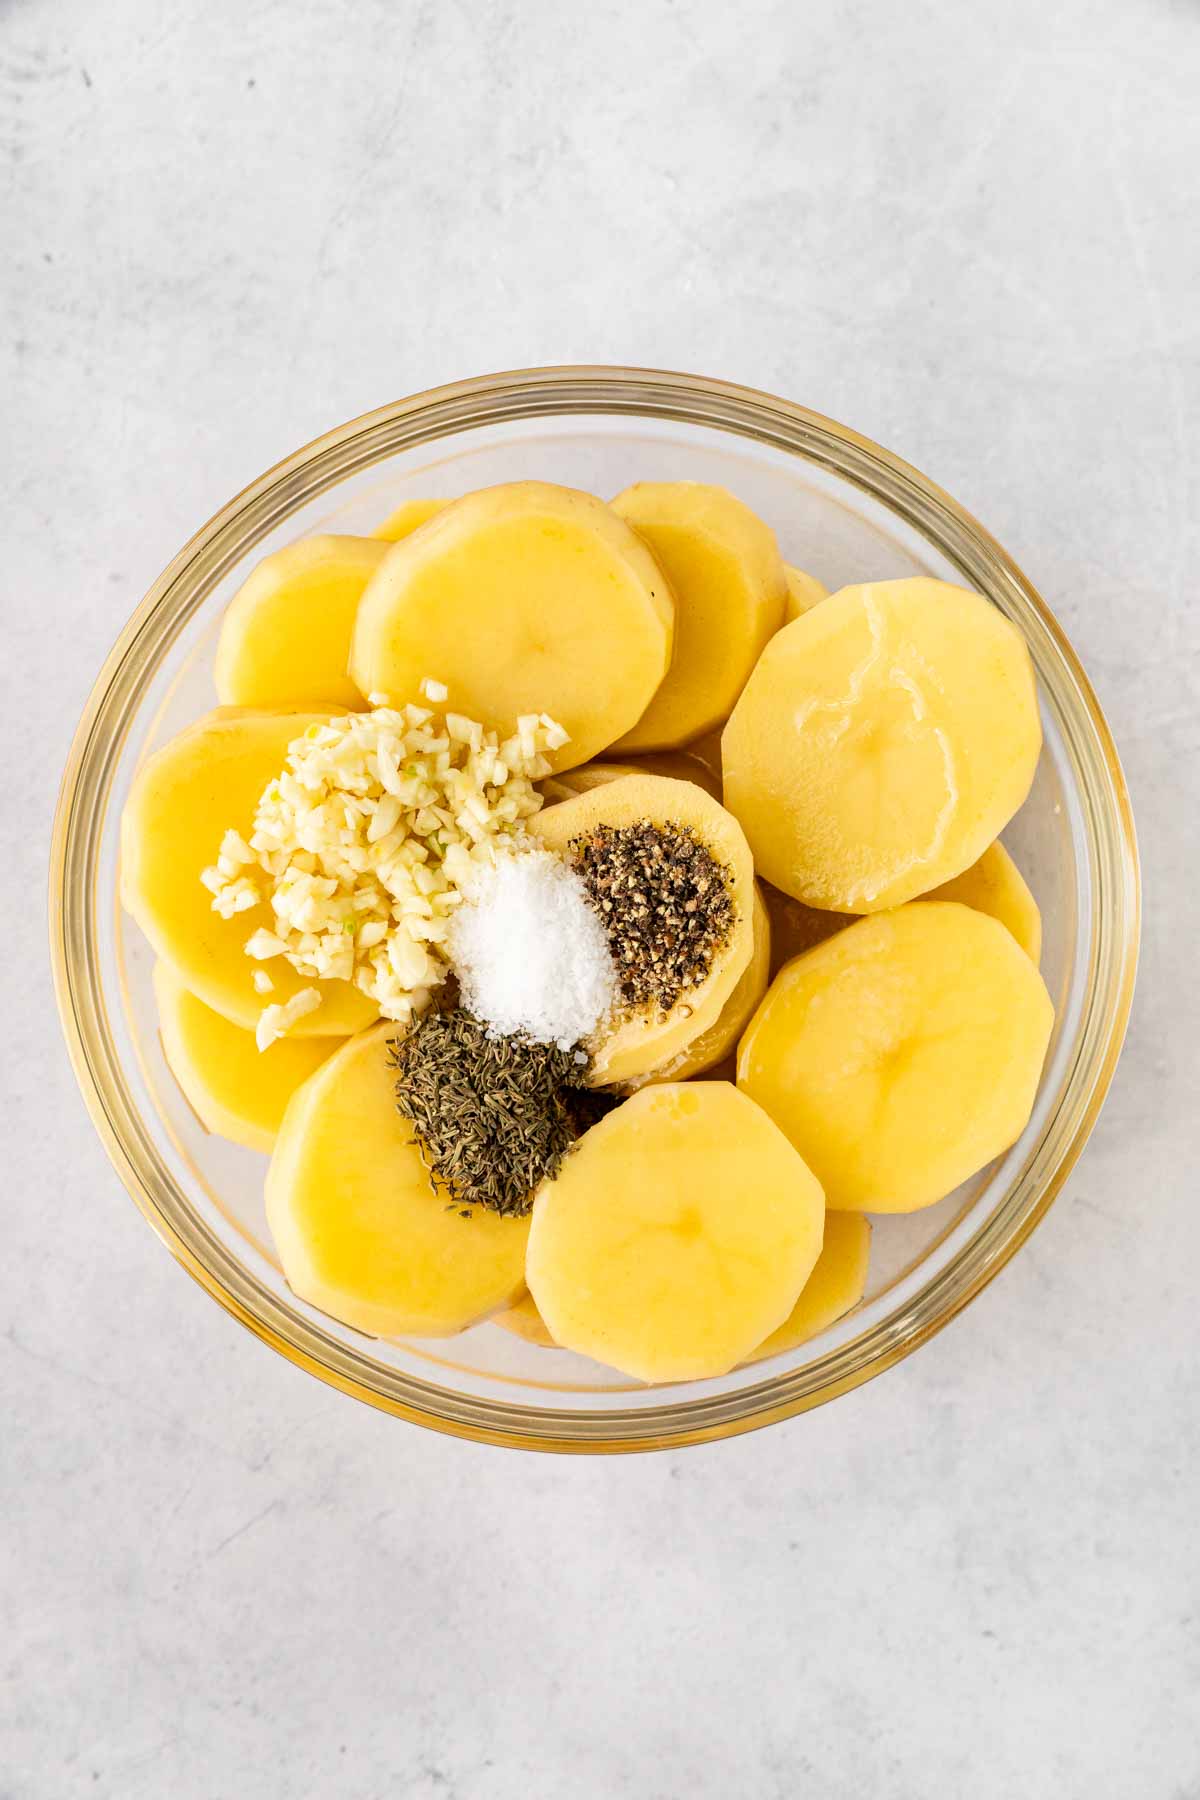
4;1;1198;1794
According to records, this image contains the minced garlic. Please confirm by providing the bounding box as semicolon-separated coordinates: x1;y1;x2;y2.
202;702;569;1043
256;986;322;1052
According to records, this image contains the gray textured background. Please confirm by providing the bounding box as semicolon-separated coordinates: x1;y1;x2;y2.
4;2;1198;1795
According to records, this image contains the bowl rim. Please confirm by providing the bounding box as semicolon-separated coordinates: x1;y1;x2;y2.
49;362;1141;1453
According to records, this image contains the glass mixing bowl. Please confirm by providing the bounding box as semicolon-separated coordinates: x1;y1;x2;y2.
50;366;1139;1453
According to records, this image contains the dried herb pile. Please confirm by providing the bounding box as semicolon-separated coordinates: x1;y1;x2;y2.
391;1006;613;1217
571;821;735;1013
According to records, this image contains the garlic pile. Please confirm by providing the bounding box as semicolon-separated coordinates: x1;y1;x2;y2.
202;700;568;1045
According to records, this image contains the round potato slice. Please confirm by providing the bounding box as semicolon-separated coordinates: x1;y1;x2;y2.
215;536;390;710
743;1212;871;1364
121;708;377;1036
526;1083;826;1382
267;1024;529;1338
722;578;1042;912
924;839;1041;964
783;564;828;621
685;726;725;790
762;837;1040;979
537;760;657;806
543;750;722;805
737;902;1054;1213
492;1290;558;1348
610;481;787;750
350;481;674;772
529;774;755;1086
372;497;451;541
153;962;342;1153
761;882;852;976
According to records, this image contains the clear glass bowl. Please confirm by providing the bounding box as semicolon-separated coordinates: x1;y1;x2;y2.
50;366;1139;1453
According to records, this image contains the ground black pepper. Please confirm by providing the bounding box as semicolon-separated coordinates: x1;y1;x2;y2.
570;821;735;1014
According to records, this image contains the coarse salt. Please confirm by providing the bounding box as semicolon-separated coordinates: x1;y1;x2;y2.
448;849;618;1051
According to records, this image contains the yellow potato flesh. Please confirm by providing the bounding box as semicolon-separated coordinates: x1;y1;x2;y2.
526;1083;826;1382
761;837;1041;978
350;481;674;772
633;750;723;798
545;752;721;804
120;708;378;1035
784;564;828;621
924;839;1042;964
627;884;771;1087
372;497;450;541
529;775;755;1086
266;1024;529;1337
538;760;649;805
610;482;787;751
738;902;1054;1213
744;1212;871;1363
722;578;1042;911
153;962;341;1153
215;536;389;710
761;882;852;976
492;1290;558;1348
686;727;725;790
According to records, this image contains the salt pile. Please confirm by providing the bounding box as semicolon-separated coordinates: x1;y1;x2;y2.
448;849;617;1050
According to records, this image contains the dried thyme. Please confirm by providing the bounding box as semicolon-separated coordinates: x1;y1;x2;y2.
390;1007;615;1217
570;821;735;1013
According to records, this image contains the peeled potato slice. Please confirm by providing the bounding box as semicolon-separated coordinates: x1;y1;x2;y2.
372;497;450;541
529;774;755;1086
761;883;852;976
924;840;1041;964
538;760;653;806
610;481;787;750
350;481;674;771
121;708;377;1035
783;564;828;620
686;727;725;790
543;751;721;806
738;902;1054;1213
627;883;771;1088
744;1212;871;1363
267;1024;529;1337
153;962;341;1153
492;1290;558;1348
762;837;1040;979
634;750;723;797
526;1083;825;1381
215;536;390;710
722;578;1042;911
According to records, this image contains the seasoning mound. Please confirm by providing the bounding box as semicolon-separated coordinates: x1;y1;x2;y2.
571;821;736;1013
448;850;618;1051
201;702;567;1043
391;1007;610;1217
